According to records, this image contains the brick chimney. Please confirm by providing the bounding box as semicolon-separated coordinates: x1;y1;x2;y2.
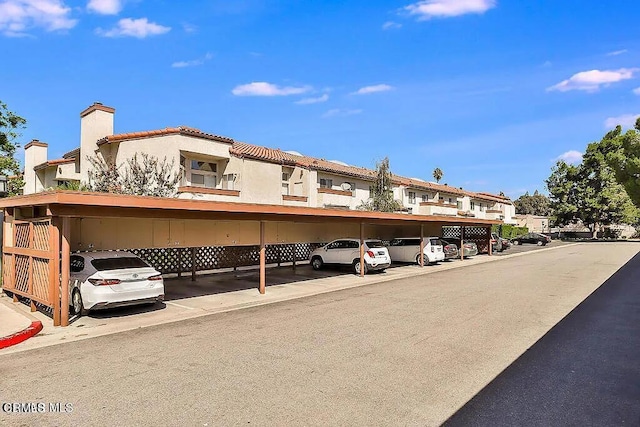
23;139;48;195
80;102;115;183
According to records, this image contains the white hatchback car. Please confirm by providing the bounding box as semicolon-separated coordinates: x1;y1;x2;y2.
387;237;445;265
69;251;164;316
309;238;391;274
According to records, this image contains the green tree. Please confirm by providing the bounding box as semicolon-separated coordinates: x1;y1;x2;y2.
513;190;551;216
358;157;403;212
0;101;27;196
432;167;443;183
546;147;639;237
596;118;640;207
546;161;580;226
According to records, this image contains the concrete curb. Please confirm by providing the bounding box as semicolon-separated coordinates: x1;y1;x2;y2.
0;321;43;349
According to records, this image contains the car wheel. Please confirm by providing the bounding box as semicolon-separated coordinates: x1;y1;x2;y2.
311;256;323;271
71;289;88;316
514;240;520;245
415;254;428;266
353;259;367;275
536;241;544;246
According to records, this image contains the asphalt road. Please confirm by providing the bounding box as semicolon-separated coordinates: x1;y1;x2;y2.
444;248;640;427
0;243;638;426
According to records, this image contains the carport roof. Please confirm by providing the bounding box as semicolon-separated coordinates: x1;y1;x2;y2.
0;191;502;226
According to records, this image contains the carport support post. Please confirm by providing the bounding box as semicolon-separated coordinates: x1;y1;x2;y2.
259;221;266;294
191;247;196;281
359;222;365;278
460;226;465;260
419;224;424;267
487;226;492;256
61;217;70;327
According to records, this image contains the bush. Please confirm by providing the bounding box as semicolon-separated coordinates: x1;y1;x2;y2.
492;224;529;239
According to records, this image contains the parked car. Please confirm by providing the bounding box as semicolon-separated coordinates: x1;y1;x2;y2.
69;251;165;316
511;233;551;246
439;239;459;260
441;238;479;257
387;237;445;265
309;239;391;274
500;237;511;250
491;233;504;252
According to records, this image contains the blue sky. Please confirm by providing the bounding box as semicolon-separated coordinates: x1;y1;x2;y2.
1;0;639;198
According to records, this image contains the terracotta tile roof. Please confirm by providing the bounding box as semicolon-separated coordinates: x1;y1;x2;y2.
34;158;76;171
229;142;300;166
392;176;467;196
62;147;80;159
97;126;234;145
469;191;512;204
230;142;377;181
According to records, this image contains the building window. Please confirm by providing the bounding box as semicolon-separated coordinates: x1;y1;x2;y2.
448;198;453;204
282;171;290;195
470;201;475;210
368;185;374;198
422;194;428;203
408;192;416;204
319;178;333;188
222;174;236;190
457;201;462;210
182;156;218;188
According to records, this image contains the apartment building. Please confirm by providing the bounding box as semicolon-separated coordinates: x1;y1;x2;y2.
23;102;516;224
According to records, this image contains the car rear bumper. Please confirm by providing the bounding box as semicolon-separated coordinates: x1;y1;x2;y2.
367;262;391;271
91;295;164;310
81;282;165;310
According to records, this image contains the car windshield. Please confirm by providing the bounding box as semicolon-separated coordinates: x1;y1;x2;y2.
366;240;385;248
91;257;150;271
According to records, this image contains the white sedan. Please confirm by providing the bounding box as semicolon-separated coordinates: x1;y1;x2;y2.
309;238;391;274
69;251;164;316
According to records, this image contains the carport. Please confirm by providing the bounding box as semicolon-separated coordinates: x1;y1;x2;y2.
0;191;501;327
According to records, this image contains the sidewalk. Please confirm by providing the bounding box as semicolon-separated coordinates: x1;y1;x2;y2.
1;243;579;355
0;292;42;349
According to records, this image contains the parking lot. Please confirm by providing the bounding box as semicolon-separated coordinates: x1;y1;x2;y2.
2;242;638;426
493;239;571;256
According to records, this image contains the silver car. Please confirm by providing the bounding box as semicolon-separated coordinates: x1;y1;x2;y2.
69;251;164;316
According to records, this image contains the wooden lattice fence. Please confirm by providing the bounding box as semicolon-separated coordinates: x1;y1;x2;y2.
128;242;325;275
442;226;490;254
2;218;58;308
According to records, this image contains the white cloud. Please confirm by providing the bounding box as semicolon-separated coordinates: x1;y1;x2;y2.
87;0;122;15
96;17;170;38
547;68;637;92
633;87;640;95
232;82;311;96
405;0;496;20
352;84;394;95
0;0;77;36
382;21;402;30
295;94;329;105
606;49;628;56
555;150;583;164
172;52;213;68
182;22;197;33
604;113;640;129
322;109;362;118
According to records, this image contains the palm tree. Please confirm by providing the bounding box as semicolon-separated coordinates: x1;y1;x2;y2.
432;167;443;183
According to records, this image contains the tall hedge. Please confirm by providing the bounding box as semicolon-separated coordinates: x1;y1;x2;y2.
492;224;529;239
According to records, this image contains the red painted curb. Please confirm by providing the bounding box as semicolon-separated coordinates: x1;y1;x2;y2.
0;321;43;350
